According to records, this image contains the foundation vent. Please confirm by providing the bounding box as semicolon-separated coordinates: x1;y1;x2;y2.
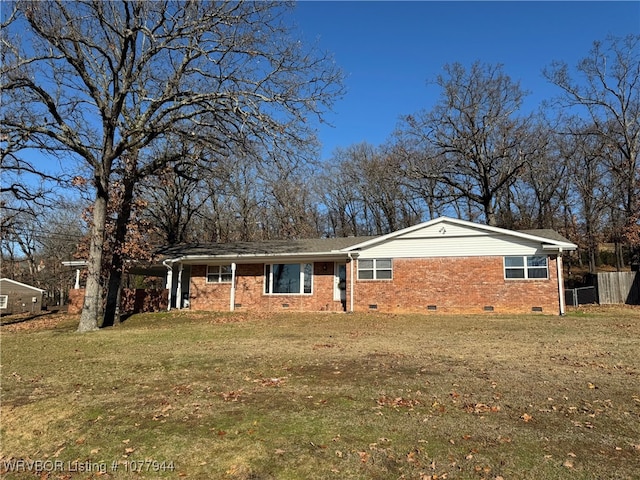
368;304;378;310
427;305;437;311
532;306;543;312
483;306;495;312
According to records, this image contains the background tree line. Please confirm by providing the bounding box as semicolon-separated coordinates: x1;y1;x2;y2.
1;0;638;331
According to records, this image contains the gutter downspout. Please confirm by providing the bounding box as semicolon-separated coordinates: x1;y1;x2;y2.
162;259;173;311
556;248;565;316
230;262;237;311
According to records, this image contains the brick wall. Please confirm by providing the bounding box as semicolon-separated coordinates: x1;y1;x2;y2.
188;262;345;312
353;256;561;314
184;256;562;315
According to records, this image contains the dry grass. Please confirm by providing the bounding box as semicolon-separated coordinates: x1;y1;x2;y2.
1;307;639;479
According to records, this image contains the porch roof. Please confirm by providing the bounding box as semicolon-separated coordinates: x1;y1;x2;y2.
159;236;374;264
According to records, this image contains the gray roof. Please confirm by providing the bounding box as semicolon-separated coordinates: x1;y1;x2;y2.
159;236;374;260
518;229;574;244
157;224;575;263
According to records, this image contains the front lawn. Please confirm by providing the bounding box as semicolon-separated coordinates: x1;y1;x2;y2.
1;308;639;479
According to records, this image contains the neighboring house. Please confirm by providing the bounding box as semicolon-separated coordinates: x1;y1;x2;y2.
160;216;577;316
0;278;47;315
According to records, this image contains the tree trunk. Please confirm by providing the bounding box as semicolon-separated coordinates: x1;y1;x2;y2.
77;192;108;332
103;177;136;327
103;267;122;328
113;279;123;326
484;197;498;227
615;241;625;271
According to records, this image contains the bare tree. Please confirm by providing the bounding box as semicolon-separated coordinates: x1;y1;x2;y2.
544;35;640;269
562;123;610;273
140;143;215;246
1;197;85;304
318;143;421;237
258;147;324;240
399;62;533;226
1;1;343;331
502;120;571;230
315;156;365;237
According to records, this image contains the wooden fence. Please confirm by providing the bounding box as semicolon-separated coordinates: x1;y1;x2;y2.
597;272;639;305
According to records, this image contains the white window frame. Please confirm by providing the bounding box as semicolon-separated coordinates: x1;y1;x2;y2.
264;263;313;295
504;255;549;280
206;265;233;284
0;295;7;309
357;258;393;280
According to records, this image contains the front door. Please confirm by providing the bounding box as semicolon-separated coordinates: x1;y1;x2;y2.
334;263;347;311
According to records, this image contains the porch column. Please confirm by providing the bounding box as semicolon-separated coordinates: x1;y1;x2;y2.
347;253;357;312
230;262;237;311
74;269;81;289
556;250;566;316
176;264;183;310
165;266;173;311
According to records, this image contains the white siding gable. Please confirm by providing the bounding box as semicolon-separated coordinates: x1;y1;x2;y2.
396;221;492;239
358;233;546;259
352;219;552;259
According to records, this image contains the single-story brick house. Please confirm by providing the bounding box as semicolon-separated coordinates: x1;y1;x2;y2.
0;278;47;315
160;216;577;315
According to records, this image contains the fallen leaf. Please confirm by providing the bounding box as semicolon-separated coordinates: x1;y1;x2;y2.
521;413;533;423
274;449;285;455
52;445;66;457
260;378;285;387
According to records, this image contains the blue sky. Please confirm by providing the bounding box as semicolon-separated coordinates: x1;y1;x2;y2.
292;1;640;160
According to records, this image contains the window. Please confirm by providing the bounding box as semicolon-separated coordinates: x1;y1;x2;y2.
358;258;392;280
265;263;312;294
0;295;7;309
504;255;548;279
207;265;233;283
